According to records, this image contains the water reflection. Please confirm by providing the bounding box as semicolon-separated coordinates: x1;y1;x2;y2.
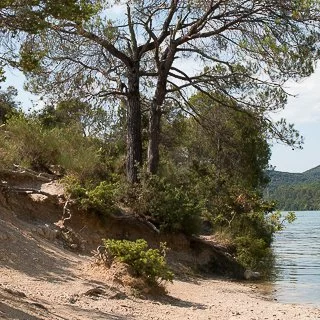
269;211;320;306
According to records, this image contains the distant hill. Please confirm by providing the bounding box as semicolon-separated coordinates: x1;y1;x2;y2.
265;165;320;211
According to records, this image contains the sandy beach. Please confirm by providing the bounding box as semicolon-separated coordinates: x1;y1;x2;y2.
0;248;319;320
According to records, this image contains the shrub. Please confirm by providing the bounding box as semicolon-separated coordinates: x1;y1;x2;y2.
0;115;109;181
0;115;60;171
129;173;202;235
63;175;119;216
103;239;174;285
234;235;272;271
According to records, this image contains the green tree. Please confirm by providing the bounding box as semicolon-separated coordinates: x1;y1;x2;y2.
160;93;272;219
1;1;320;182
0;86;19;124
35;98;111;137
187;93;271;189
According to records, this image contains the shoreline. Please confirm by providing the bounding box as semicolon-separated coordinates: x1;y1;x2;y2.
162;278;320;320
1;261;319;320
255;280;320;309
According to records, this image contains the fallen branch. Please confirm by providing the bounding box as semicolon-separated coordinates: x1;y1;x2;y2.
107;212;160;234
0;167;54;183
13;165;55;181
0;184;53;197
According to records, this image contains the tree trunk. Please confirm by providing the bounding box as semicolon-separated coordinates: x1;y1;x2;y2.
126;66;142;183
147;101;162;174
147;45;177;174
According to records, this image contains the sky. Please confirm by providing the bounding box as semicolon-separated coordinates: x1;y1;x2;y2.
270;65;320;173
2;62;320;175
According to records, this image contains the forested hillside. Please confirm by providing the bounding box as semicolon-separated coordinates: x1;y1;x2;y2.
265;166;320;210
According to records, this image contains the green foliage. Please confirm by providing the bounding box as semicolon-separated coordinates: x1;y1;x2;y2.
35;98;111;137
235;236;271;271
0;114;108;180
103;239;174;285
125;171;202;236
19;43;47;72
222;205;296;270
221;207;274;270
268;211;296;231
63;176;119;216
0;114;60;171
0;86;19;124
0;0;99;32
166;92;271;190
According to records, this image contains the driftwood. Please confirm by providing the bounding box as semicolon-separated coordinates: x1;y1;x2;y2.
0;184;54;198
107;212;160;234
1;166;55;182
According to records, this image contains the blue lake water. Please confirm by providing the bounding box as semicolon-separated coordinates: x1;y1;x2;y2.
270;211;320;306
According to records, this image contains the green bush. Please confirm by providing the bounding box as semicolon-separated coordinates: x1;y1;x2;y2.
103;239;174;285
63;176;119;216
0;115;108;181
129;173;202;235
234;235;271;270
0;115;60;170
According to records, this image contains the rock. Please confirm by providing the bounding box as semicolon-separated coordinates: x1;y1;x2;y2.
0;233;9;240
4;288;27;298
68;294;79;304
32;224;59;241
36;227;45;236
84;287;105;297
244;270;261;280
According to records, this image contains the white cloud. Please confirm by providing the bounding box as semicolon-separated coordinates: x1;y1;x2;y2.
104;3;126;21
273;65;320;124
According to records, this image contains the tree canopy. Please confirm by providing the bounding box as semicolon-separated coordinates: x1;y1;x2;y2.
1;0;320;182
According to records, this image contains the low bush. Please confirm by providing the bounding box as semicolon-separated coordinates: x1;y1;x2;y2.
0;115;108;181
126;173;202;235
0;115;60;171
234;235;271;271
103;239;174;285
63;175;120;216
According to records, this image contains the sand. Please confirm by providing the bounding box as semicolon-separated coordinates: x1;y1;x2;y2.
0;246;319;320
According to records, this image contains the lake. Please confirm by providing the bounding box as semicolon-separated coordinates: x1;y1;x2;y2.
269;211;320;306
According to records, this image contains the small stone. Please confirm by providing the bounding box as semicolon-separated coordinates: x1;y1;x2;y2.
69;294;79;304
244;270;261;280
37;227;45;236
84;287;105;297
